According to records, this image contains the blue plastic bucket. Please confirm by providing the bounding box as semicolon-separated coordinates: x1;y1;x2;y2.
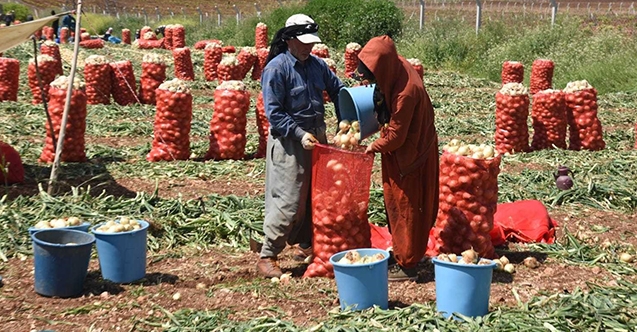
91;220;149;283
338;85;380;141
28;222;92;237
432;257;496;318
31;229;95;297
330;248;390;311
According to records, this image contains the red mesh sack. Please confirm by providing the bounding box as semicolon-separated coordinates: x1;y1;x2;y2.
40;41;63;75
39;76;88;163
530;89;566;150
43;26;55;41
407;58;424;81
427;147;500;259
501;60;524;85
173;47;195;81
139;54;166;105
0;141;25;184
237;47;258;80
34;28;42;40
321;58;337;104
530;59;554;95
28;55;58;105
311;44;329;59
122;29;131;44
59;27;69;44
495;83;530;154
147;79;192;162
84;55;111;105
136;38;164;49
140;26;152;39
304;144;374;278
564;80;605;151
222;46;236;54
110;60;138;106
172;24;186;49
489;200;558;246
204;42;223;81
344;43;361;78
0;58;20;102
79;39;104;49
217;55;241;82
163;25;173;50
253;91;269;158
251;47;269;81
205;81;250;160
194;39;221;50
255;23;268;49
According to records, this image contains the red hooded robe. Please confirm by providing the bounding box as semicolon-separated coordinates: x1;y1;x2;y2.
359;36;439;268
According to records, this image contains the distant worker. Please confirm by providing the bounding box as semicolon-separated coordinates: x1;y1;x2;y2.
4;10;15;26
51;10;59;38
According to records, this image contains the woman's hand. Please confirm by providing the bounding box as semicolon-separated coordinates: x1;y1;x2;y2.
365;144;375;154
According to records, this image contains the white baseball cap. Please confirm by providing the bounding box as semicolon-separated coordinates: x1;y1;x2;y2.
285;14;321;44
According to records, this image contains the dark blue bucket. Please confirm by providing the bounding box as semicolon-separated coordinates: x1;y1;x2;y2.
330;248;390;311
31;229;95;297
91;220;149;283
338;84;380;141
432;257;496;318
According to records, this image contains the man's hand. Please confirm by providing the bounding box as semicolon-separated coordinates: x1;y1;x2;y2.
301;132;318;150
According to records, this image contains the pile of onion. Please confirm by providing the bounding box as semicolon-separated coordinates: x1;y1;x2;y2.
427;139;500;259
332;120;362;150
96;217;142;233
34;216;83;229
337;250;385;265
564;80;605;151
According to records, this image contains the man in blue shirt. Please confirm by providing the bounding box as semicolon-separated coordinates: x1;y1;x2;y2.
257;14;344;278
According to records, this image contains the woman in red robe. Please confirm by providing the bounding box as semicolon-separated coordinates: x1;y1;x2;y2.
358;35;439;281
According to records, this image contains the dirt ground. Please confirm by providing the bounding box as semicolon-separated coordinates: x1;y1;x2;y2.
1;173;636;331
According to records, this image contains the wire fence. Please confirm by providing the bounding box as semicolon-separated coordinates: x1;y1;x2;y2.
6;0;637;30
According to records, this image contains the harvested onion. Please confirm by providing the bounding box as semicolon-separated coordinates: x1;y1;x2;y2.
337;250;385;265
333;120;362;150
95;217;141;233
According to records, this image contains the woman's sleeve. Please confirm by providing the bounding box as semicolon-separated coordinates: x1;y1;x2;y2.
369;93;415;153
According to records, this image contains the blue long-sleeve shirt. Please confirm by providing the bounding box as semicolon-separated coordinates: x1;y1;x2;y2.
261;51;344;140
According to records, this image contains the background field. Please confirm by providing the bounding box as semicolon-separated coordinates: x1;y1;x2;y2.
0;0;637;331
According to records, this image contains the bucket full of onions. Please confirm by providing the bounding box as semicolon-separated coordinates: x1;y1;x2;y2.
32;229;95;297
338;84;379;141
330;248;390;310
92;217;149;283
432;249;497;318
